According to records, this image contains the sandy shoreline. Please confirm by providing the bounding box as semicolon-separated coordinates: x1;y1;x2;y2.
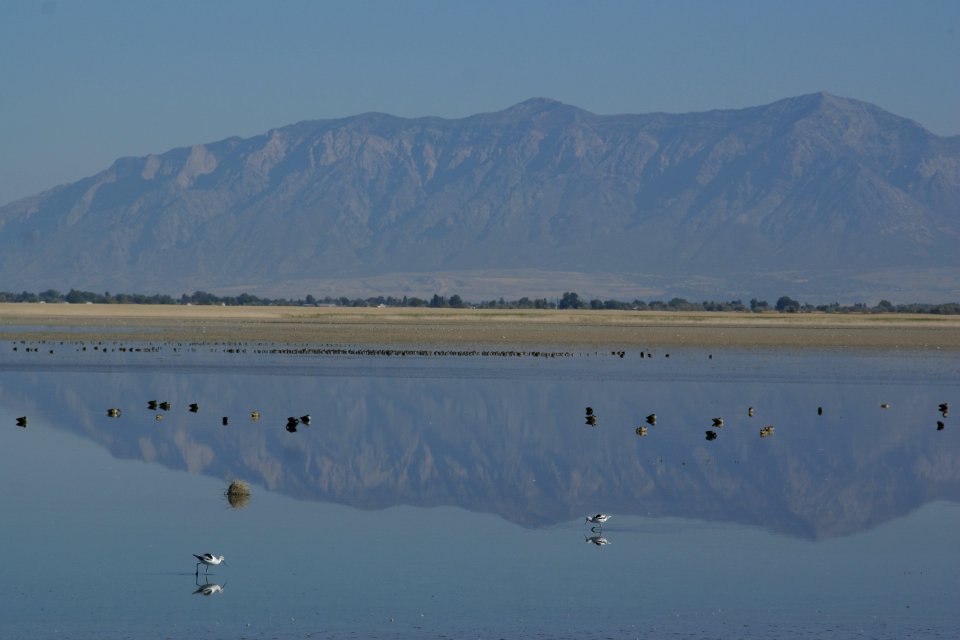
0;303;958;349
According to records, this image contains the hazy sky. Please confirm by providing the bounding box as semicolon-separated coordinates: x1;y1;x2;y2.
1;0;957;206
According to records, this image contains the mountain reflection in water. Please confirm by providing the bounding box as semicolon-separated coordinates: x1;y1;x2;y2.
2;346;956;539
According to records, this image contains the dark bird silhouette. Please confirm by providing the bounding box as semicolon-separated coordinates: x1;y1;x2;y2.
818;406;823;416
106;408;121;418
635;426;649;436
748;406;755;417
937;421;945;431
16;416;28;428
711;417;724;427
189;403;200;413
705;430;718;441
645;413;657;425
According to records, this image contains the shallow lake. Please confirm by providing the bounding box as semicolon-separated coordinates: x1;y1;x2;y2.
1;341;958;639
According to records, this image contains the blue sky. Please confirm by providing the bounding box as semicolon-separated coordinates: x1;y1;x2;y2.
1;0;958;206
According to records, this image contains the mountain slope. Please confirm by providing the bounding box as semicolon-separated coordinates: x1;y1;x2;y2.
1;92;958;301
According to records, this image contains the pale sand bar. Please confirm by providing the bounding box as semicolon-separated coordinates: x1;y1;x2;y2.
1;303;959;350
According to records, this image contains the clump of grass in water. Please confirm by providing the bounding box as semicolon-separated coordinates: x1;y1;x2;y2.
225;480;252;508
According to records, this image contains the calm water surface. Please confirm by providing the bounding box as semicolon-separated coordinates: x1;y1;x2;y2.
0;342;957;639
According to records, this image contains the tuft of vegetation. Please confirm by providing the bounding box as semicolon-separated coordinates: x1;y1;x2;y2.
225;480;252;509
0;288;957;314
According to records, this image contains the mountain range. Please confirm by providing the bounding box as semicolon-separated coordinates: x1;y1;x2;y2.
1;92;957;302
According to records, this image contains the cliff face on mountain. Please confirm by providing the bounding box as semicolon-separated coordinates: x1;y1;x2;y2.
2;92;957;301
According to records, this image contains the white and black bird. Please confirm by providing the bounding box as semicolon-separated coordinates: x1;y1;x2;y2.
193;553;226;575
585;513;611;527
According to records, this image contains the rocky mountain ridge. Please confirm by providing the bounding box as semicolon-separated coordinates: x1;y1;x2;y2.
1;92;957;301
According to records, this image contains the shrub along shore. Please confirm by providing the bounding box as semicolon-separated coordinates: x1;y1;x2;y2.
1;288;958;315
1;303;958;349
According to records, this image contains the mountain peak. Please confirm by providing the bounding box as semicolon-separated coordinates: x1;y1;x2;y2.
507;97;565;110
499;97;590;118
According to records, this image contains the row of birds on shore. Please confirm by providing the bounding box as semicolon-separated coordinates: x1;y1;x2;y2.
9;339;578;359
584;402;950;439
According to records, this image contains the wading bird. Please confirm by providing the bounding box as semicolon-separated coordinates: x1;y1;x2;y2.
194;554;226;576
585;513;611;527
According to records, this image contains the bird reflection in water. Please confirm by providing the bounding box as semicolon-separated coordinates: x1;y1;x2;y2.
585;406;597;427
585;534;610;547
193;578;226;596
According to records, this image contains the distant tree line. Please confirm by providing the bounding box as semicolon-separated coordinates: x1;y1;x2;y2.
0;288;957;315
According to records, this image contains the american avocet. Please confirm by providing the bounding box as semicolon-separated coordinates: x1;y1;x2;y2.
194;553;226;575
585;513;611;527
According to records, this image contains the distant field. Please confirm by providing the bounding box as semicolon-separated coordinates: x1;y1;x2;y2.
0;303;958;349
